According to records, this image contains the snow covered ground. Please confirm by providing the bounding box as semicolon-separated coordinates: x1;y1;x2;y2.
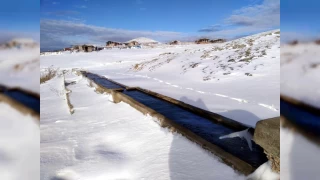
281;42;320;109
41;30;280;127
41;72;248;180
280;124;320;180
0;47;39;94
280;42;320;180
40;30;280;179
0;103;39;180
0;43;40;180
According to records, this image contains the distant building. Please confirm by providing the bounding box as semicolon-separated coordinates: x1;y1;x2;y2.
170;40;180;45
82;44;95;52
210;39;226;43
289;40;298;46
195;38;210;44
95;46;104;51
64;47;72;51
106;41;122;47
126;41;139;47
106;41;115;47
73;45;83;51
5;38;38;48
122;41;139;48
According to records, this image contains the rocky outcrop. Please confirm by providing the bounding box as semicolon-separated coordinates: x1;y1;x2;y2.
253;117;280;173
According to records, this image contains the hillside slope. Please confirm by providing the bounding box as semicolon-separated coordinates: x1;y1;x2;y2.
41;30;280;126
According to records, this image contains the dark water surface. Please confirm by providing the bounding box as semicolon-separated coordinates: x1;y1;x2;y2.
123;90;267;168
281;99;320;136
4;90;40;113
85;73;124;89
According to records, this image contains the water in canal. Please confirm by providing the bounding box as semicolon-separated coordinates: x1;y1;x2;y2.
4;90;40;113
123;90;268;168
85;72;124;89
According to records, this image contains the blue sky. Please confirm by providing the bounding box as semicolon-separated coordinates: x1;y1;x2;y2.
281;0;320;42
40;0;280;50
0;0;39;42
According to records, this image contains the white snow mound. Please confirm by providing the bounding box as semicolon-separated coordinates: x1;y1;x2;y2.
126;37;159;44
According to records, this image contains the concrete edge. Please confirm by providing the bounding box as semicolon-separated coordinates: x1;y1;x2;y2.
281;95;320;116
0;84;39;99
112;89;255;175
63;76;75;115
80;71;128;88
135;87;249;131
79;71;249;131
79;71;255;175
281;116;320;146
0;93;40;121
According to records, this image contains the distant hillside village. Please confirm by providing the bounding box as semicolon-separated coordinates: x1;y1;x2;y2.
0;38;38;49
41;37;226;54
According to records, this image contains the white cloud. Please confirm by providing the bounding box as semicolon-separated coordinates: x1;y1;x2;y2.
226;0;279;28
199;0;279;37
198;24;222;32
41;0;280;50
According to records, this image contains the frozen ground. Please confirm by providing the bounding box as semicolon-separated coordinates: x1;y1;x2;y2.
0;47;39;94
281;43;320;109
280;124;320;180
280;42;320;180
41;30;280;127
41;72;248;180
41;30;280;180
0;103;39;180
0;44;40;180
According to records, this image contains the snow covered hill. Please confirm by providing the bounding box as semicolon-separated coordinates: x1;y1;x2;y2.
40;30;280;180
126;37;159;44
280;41;320;180
0;46;39;94
41;29;280;127
281;42;320;109
40;73;249;180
